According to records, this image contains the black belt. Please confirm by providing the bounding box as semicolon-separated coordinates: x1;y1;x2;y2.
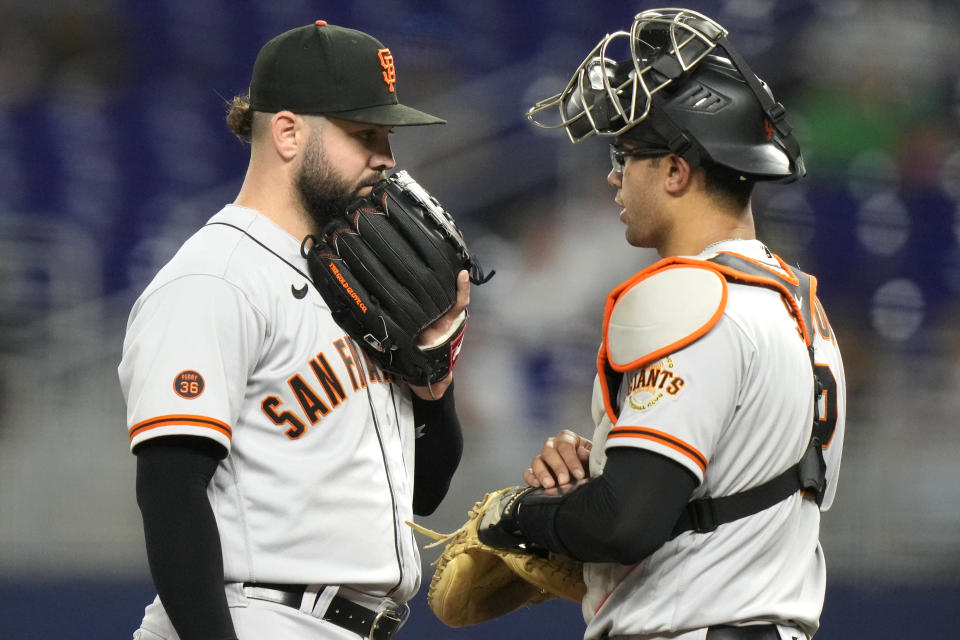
706;625;782;640
242;583;404;640
606;625;782;640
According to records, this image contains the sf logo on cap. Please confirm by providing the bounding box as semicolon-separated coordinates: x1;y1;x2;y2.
378;48;396;93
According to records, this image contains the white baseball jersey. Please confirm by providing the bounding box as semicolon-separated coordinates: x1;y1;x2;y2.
119;205;421;603
584;239;846;640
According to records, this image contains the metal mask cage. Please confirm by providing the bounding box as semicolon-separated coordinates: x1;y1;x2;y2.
527;8;727;142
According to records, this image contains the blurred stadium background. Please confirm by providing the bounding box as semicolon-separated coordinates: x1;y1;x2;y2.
1;0;959;637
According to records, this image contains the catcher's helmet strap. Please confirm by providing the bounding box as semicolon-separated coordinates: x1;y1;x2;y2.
713;34;805;178
715;35;788;134
643;108;704;168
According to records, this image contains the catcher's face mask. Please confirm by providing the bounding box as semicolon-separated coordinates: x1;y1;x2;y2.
527;7;804;181
527;9;725;142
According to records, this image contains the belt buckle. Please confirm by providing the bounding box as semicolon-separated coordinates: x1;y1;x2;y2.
368;608;403;640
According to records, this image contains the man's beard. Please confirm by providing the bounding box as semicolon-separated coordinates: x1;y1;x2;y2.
295;135;376;233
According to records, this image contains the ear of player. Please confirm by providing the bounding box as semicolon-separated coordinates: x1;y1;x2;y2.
302;170;492;386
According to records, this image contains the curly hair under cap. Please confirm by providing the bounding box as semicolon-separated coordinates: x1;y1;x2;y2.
226;94;255;141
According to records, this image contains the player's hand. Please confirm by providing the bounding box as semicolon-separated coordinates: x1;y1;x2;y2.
523;429;592;489
409;270;470;400
416;270;470;349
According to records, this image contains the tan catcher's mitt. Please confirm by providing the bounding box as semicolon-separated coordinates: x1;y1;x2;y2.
407;487;586;627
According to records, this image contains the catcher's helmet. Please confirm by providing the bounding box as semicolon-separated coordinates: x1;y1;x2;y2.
528;8;804;182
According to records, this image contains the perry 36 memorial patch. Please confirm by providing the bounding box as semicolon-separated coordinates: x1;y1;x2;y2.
173;370;205;399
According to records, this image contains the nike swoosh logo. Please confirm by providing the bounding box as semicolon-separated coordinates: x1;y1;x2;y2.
291;283;309;299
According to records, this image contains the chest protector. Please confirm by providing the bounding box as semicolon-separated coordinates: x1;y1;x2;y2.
597;250;829;537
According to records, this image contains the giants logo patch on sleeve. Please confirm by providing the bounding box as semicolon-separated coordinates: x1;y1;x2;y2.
627;356;685;411
174;370;205;399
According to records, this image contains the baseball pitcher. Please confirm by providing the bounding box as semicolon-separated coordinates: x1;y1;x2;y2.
120;21;489;640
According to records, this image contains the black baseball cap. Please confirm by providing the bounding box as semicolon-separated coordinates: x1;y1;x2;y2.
248;20;445;126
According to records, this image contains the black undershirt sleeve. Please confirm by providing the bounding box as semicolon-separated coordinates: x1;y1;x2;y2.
517;447;699;563
411;383;463;516
135;436;237;640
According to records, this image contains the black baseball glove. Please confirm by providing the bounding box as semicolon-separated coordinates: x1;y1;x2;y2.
302;170;492;386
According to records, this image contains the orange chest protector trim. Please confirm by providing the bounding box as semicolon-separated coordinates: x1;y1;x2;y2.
597;250;829;536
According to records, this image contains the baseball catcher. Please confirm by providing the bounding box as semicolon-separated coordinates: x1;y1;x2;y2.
302;170;492;387
453;7;846;640
407;484;587;628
